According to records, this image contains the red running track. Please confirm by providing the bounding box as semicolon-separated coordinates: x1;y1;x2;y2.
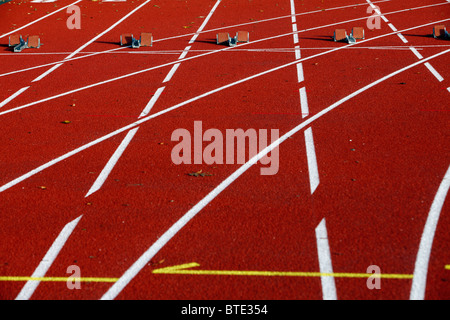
0;0;449;300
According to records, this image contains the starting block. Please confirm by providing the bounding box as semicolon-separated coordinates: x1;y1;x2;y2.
334;27;364;44
8;34;40;52
216;31;250;47
433;25;449;39
120;33;153;48
352;27;365;40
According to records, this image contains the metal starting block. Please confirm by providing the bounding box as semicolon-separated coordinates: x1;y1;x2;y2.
216;31;249;47
334;27;364;44
120;33;153;48
8;34;41;52
433;25;449;39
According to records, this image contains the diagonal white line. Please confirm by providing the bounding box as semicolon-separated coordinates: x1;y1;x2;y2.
316;218;337;300
84;0;222;197
0;0;82;39
0;86;29;108
15;215;82;300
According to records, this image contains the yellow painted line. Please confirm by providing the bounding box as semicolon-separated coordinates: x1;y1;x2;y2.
152;263;414;279
0;276;118;283
445;265;450;270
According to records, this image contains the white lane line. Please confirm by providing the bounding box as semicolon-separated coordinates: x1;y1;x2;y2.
188;0;222;44
0;86;29;109
3;15;446;118
397;33;409;44
424;62;444;82
305;127;320;194
315;218;337;300
447;87;450;93
388;23;397;32
410;47;424;60
139;86;166;118
85;128;139;198
294;46;301;60
292;24;299;44
32;63;63;82
367;0;446;83
99;48;450;300
0;0;396;79
178;46;192;60
15;215;82;300
0;0;82;39
290;0;319;195
31;0;152;83
64;0;153;61
2;1;152;112
0;34;448;196
296;63;304;83
299;87;309;118
410;165;450;300
163;63;180;83
85;0;221;197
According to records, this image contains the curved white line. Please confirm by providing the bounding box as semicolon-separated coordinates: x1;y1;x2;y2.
410;165;450;300
100;48;450;300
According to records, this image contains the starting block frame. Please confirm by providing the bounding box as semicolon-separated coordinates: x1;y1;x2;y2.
120;33;153;48
216;31;250;47
8;34;40;52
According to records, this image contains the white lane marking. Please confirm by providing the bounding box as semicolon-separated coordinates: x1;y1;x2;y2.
1;39;449;196
367;0;446;83
163;63;180;83
397;33;409;44
85;128;139;198
0;0;82;39
447;87;450;93
64;0;153;61
139;87;166;118
15;215;82;300
299;87;309;118
388;23;397;32
296;63;304;83
189;0;221;44
178;46;191;60
100;49;450;300
85;0;221;197
424;62;444;82
3;16;447;118
293;25;299;44
410;165;450;300
0;1;447;79
0;87;29;109
32;63;63;82
410;47;424;60
315;218;337;300
305;127;320;194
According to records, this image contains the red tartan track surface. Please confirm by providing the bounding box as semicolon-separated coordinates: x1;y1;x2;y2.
0;0;449;301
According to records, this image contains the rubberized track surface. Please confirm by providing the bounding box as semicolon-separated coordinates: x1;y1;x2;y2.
0;0;449;300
